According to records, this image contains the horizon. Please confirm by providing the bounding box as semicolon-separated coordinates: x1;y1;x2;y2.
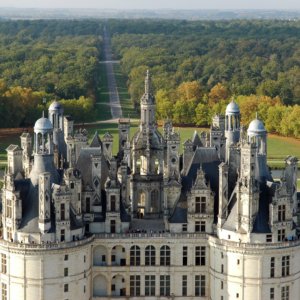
0;0;300;10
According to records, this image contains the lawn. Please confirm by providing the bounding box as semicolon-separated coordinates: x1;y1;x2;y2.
114;63;139;119
95;63;112;121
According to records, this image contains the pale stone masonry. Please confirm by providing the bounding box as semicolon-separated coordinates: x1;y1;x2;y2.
0;71;299;300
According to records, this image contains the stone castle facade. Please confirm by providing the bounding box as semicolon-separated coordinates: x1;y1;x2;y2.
0;71;299;300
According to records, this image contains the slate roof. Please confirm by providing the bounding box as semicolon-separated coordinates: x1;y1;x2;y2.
169;147;221;223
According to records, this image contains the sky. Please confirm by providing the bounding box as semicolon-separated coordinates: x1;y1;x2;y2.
0;0;299;10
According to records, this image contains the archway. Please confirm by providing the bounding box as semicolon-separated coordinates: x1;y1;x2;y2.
111;274;126;296
93;275;107;297
93;245;107;266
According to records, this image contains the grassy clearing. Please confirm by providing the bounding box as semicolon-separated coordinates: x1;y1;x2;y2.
95;63;112;121
114;64;139;119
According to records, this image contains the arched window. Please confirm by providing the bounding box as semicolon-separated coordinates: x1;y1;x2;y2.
145;245;156;266
160;245;171;266
130;245;141;266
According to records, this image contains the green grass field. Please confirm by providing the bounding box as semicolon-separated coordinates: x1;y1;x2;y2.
95;63;112;121
114;64;139;120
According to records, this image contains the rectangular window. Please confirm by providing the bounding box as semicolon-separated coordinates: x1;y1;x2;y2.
145;246;155;266
145;275;155;296
130;275;141;296
160;246;171;266
195;275;205;297
270;257;275;278
182;275;187;296
110;220;116;233
278;205;286;222
61;229;65;242
64;268;68;277
270;287;275;300
200;221;206;232
1;254;7;274
282;256;290;277
61;203;65;221
281;286;289;300
221;281;224;290
86;197;90;213
64;284;68;292
182;224;187;232
6;199;12;218
183;246;188;266
110;195;116;211
64;254;68;261
195;196;206;213
195;246;206;266
278;229;286;242
195;221;201;232
1;283;7;300
266;234;273;243
160;275;170;296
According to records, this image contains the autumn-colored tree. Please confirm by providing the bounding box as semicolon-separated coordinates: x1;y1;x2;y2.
156;89;173;120
208;83;229;106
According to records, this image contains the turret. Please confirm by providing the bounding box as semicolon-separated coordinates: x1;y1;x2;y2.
247;116;270;182
140;70;156;131
225;100;240;162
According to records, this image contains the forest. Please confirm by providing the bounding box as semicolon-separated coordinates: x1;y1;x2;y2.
109;19;300;137
0;20;103;127
0;19;299;137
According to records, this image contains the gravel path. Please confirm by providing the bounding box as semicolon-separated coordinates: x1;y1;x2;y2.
103;28;123;119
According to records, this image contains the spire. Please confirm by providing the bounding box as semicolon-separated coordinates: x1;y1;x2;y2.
145;69;151;94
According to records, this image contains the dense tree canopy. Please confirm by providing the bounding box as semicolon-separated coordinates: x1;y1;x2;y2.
0;20;103;127
110;19;300;136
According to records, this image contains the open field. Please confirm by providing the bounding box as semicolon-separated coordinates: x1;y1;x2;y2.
95;63;112;121
114;64;139;120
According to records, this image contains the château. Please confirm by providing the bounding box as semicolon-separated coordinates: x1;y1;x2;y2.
0;71;299;300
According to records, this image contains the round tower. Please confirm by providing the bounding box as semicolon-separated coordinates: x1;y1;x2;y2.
247;116;270;181
48;101;64;131
29;115;59;185
225;100;240;161
247;117;267;155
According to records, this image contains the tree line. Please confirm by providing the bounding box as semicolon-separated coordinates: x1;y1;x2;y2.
0;20;104;127
109;19;300;137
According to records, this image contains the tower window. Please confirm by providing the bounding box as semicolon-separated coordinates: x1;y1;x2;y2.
61;229;65;242
110;220;116;234
270;257;275;278
195;275;205;297
110;195;116;211
195;196;206;213
278;205;286;222
182;275;187;296
183;246;188;266
2;283;7;300
282;256;290;277
281;286;289;300
270;287;275;300
1;254;6;274
64;284;68;292
278;229;286;242
195;246;206;266
61;203;65;221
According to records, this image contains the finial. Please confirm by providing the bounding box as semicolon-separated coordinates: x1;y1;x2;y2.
255;112;258;119
42;111;45;118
